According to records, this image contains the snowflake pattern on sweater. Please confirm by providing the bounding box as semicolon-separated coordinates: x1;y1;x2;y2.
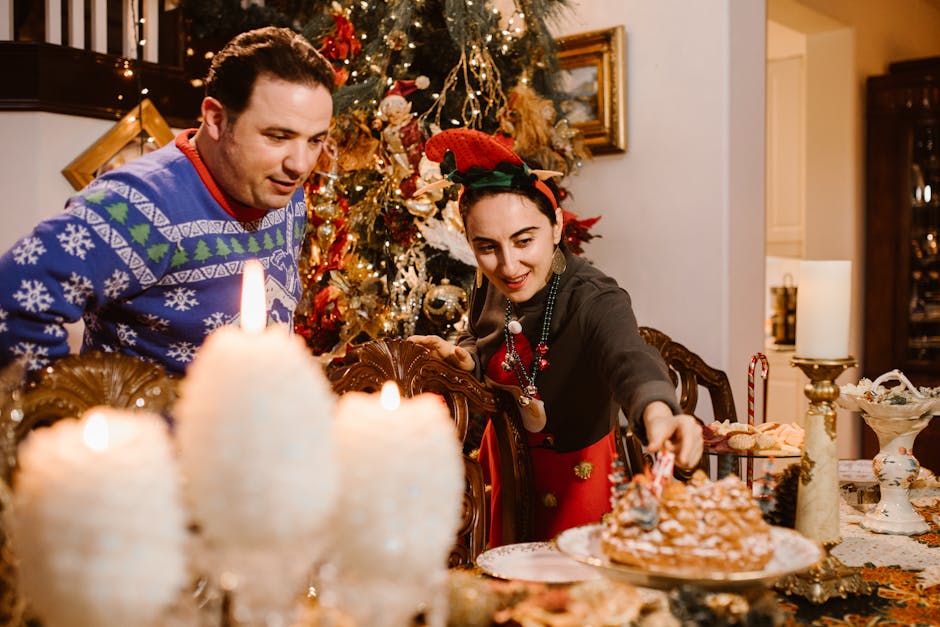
0;136;307;374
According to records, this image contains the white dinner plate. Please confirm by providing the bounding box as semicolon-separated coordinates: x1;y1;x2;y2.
476;541;602;583
554;523;822;592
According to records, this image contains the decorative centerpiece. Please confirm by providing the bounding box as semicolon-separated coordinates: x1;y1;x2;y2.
838;369;940;535
174;260;338;625
325;381;464;627
11;407;188;627
775;260;870;603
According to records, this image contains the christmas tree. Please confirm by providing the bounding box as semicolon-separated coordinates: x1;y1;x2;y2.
181;0;600;356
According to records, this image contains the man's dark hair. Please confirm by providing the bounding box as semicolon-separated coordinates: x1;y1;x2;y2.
205;26;336;115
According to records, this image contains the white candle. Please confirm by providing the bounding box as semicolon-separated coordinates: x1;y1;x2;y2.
174;258;338;623
12;407;187;627
176;257;337;549
332;382;464;580
795;260;852;359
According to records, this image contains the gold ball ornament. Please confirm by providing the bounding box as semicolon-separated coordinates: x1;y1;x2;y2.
313;201;339;222
422;279;468;327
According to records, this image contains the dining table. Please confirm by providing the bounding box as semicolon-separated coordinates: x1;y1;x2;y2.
453;482;940;627
776;485;940;627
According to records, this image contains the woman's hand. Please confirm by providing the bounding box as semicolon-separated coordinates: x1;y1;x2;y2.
642;401;704;469
407;335;475;372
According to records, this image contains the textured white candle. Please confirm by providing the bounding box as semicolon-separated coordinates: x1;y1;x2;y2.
332;385;463;579
175;324;338;547
12;408;188;627
795;260;852;359
174;322;339;621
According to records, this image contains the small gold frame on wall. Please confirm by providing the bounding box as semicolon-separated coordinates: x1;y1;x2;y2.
555;26;627;155
62;99;176;191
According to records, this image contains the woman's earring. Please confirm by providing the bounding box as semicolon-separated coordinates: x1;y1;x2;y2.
475;266;483;288
551;247;567;275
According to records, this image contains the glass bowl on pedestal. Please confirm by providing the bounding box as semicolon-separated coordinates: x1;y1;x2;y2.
839;370;940;535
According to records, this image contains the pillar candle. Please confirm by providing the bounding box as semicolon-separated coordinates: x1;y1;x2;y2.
173;258;339;621
12;407;188;627
795;260;852;359
175;258;338;548
332;382;463;580
325;382;463;626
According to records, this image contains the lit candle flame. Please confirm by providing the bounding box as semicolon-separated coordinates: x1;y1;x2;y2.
83;412;109;452
380;381;401;411
240;260;266;333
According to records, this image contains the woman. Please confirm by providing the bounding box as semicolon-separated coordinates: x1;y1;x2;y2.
411;129;703;546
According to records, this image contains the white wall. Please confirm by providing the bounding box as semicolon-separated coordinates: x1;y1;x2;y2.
0;112;118;250
555;0;766;421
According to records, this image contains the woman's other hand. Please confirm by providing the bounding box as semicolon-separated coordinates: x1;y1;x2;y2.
407;335;475;372
642;401;704;469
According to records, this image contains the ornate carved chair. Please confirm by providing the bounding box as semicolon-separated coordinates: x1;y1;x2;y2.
0;351;178;626
622;327;737;478
8;352;177;453
327;338;534;567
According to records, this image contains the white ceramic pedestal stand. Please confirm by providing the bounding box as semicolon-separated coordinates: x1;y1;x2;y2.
840;370;939;536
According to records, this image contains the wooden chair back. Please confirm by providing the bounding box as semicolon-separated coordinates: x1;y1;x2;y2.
638;326;737;422
620;327;737;478
327;338;533;566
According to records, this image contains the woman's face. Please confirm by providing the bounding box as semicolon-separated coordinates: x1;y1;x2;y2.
464;193;563;303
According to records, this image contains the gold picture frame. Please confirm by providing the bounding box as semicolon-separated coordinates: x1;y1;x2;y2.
62;99;176;190
555;26;626;155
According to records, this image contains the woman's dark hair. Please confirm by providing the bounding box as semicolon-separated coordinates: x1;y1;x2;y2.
457;164;561;225
205;26;336;116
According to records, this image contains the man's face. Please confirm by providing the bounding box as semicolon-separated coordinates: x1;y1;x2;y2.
213;75;332;210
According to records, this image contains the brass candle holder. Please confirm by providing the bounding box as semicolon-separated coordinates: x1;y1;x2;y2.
775;357;871;604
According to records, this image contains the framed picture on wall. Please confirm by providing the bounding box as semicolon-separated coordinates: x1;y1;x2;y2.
555;26;626;155
62;99;175;190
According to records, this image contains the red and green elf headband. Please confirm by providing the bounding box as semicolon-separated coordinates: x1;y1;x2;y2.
422;128;560;211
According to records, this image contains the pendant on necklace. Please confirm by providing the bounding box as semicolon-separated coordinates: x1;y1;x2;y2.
518;396;547;432
507;319;523;335
484;376;547;432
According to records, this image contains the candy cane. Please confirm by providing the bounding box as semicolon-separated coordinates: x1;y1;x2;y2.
747;353;770;488
649;450;675;498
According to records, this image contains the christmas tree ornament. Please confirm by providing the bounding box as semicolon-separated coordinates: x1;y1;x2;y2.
404;155;445;218
311;144;341;255
385;29;408;51
313;199;339;222
422;278;468;328
317;222;336;254
378;76;430;185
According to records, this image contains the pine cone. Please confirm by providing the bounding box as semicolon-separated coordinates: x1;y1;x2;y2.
764;463;800;528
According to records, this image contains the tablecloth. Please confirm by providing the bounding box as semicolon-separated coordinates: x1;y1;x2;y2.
778;490;940;626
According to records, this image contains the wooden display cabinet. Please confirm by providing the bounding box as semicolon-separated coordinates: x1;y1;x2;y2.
865;56;940;473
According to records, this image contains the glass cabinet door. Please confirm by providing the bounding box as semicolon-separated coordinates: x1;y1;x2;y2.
909;123;940;363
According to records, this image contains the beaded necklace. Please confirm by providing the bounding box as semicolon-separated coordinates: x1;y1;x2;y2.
501;272;561;406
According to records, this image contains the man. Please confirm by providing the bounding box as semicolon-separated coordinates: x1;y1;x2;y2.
0;27;334;374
